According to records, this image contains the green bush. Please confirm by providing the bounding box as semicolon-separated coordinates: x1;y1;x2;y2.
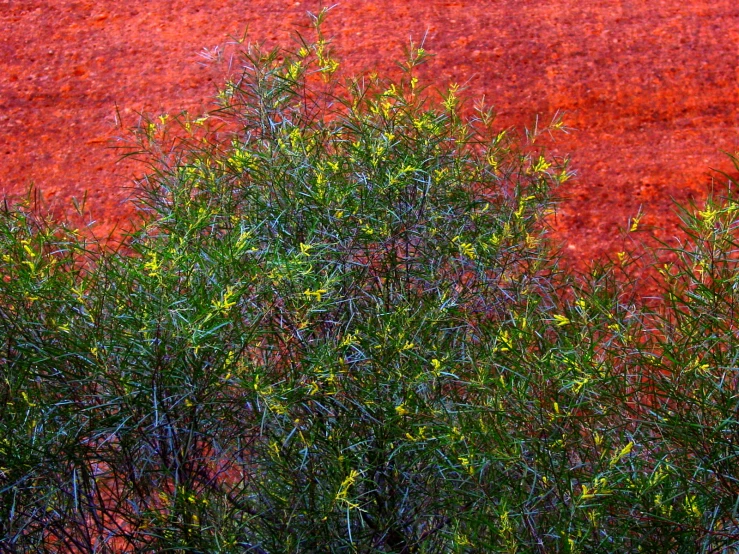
1;15;738;553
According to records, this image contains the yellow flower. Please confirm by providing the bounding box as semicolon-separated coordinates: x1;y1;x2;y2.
459;242;476;259
458;456;473;475
304;288;327;302
452;235;477;259
443;82;460;111
395;403;409;416
496;509;511;533
21;391;36;407
684;494;702;519
212;285;237;314
552;314;570;326
610;441;634;467
487;153;499;172
581;477;610;501
698;206;718;226
430;358;442;375
572;377;589;393
335;469;361;509
143;251;161;278
531;155;551;174
382;84;397;97
285;60;302;81
496;329;512;352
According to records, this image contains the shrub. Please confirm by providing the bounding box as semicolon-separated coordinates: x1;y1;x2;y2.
1;14;738;553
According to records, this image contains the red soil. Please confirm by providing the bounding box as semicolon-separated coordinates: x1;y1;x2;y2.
2;1;738;269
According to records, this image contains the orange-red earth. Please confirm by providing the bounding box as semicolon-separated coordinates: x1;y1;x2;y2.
2;1;738;270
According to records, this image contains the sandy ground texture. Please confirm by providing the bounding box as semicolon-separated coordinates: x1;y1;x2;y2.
1;0;738;269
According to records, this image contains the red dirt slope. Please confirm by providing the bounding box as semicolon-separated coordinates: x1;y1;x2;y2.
1;1;738;267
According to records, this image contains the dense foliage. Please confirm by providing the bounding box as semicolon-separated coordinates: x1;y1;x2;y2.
1;16;738;552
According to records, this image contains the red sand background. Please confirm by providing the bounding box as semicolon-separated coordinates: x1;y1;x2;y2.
2;1;738;268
